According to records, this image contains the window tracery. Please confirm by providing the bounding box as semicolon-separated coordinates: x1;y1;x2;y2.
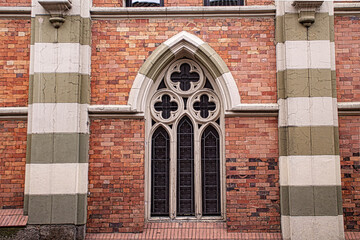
148;58;224;220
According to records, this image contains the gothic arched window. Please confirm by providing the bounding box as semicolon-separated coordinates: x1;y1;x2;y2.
147;58;224;220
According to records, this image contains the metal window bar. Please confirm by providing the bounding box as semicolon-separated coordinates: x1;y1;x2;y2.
204;0;244;6
126;0;164;7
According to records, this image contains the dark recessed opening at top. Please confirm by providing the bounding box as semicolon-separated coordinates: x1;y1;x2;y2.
204;0;244;6
126;0;164;7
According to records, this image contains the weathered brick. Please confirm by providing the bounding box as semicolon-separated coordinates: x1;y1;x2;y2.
0;20;30;107
335;16;360;102
225;117;280;232
87;119;145;233
91;18;276;106
339;116;360;232
0;121;27;209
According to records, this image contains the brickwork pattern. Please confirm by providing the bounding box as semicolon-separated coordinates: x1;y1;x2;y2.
0;0;30;7
0;20;30;107
225;117;280;232
92;0;123;7
86;222;283;240
339;116;360;231
246;0;274;5
0;121;27;209
87;119;145;233
165;0;202;7
91;18;276;105
335;16;360;102
92;0;274;7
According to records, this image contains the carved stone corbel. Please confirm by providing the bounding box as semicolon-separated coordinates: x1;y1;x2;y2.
292;0;324;27
38;0;72;28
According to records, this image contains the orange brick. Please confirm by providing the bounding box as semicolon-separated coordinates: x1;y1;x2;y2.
0;121;27;209
339;116;360;232
335;16;360;102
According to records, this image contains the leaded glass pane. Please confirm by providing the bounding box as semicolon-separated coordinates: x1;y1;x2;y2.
177;116;195;216
151;127;170;216
201;126;221;216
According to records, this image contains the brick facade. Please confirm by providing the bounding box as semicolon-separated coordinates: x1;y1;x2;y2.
92;0;274;8
0;121;27;209
339;116;360;232
0;20;30;107
335;16;360;102
0;0;30;7
91;18;276;106
87;119;145;233
0;1;359;238
225;117;280;232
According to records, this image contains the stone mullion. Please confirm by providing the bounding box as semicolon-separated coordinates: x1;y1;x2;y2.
25;0;91;231
276;1;344;239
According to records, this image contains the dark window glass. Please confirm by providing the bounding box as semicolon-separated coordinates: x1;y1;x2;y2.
193;94;216;118
201;125;221;216
151;127;170;216
177;116;195;216
204;0;244;6
154;94;178;119
170;63;200;91
126;0;164;7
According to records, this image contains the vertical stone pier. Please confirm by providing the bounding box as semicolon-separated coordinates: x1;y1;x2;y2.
276;0;344;239
24;0;91;238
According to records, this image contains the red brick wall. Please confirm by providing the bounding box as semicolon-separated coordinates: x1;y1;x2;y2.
225;117;280;232
0;121;27;209
339;116;360;231
335;16;360;102
165;0;202;7
0;0;30;7
0;19;30;107
92;0;274;7
92;0;123;7
246;0;274;5
87;119;145;233
91;18;276;105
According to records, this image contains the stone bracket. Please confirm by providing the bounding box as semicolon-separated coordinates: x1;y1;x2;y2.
292;0;324;27
38;0;72;28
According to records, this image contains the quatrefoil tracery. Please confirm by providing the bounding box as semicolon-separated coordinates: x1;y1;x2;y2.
151;90;183;123
189;91;220;123
165;59;204;96
151;59;220;124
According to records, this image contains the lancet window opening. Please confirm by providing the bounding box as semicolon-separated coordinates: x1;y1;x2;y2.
147;58;224;220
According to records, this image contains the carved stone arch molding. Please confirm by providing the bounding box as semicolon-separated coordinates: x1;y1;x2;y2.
128;31;241;113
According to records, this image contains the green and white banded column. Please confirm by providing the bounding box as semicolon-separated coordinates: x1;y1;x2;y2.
276;0;344;239
25;0;91;229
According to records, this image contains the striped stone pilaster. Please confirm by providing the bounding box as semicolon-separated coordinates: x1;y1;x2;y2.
25;0;91;229
276;1;344;239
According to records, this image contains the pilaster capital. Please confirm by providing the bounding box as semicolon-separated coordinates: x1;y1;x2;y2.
38;0;72;28
292;0;324;27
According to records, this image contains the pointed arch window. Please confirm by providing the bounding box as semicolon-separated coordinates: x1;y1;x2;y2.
147;58;224;220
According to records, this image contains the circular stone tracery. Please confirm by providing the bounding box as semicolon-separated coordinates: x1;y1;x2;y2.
165;59;204;96
151;59;220;124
